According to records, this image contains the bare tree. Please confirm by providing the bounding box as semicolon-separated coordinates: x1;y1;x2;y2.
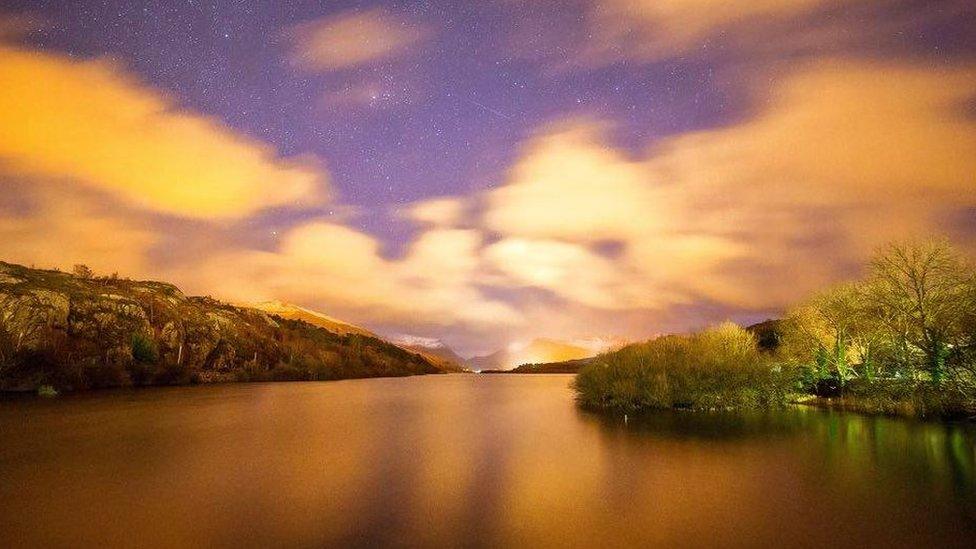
867;239;975;384
782;283;866;384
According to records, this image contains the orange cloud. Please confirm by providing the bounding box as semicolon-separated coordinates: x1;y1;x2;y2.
403;196;468;227
483;121;666;241
174;224;518;329
0;45;327;219
478;60;976;313
288;8;429;72
0;181;156;275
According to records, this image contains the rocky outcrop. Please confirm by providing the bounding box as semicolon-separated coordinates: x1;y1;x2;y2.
0;261;439;391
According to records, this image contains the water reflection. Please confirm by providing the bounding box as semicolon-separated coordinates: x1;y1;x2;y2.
585;405;976;525
1;375;975;548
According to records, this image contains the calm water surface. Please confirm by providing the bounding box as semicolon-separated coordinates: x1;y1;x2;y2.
1;374;975;548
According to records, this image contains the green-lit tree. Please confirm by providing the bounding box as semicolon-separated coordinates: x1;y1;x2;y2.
866;240;975;385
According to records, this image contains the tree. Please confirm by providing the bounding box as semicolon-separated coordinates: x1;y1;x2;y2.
781;283;867;388
72;264;94;279
866;240;975;384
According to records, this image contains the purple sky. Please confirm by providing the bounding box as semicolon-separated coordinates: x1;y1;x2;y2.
1;1;975;355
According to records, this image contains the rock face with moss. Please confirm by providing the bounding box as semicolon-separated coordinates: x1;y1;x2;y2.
0;261;439;391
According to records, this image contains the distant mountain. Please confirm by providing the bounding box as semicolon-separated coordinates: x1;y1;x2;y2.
393;335;469;373
251;300;376;338
0;261;440;392
469;338;595;372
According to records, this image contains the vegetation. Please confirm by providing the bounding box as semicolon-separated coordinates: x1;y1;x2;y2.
574;323;796;412
509;357;594;374
0;261;440;392
780;239;976;417
575;239;976;418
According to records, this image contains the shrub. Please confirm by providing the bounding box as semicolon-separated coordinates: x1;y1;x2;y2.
72;264;94;279
130;332;158;364
574;323;798;413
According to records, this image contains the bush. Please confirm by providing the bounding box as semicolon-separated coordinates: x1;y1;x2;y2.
72;264;94;279
574;322;798;413
130;332;158;364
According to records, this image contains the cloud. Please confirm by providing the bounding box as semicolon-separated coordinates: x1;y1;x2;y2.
0;45;327;219
0;179;156;275
483;121;667;241
288;8;429;72
588;0;826;59
403;196;468;227
174;224;519;329
510;0;832;69
483;237;638;309
514;0;976;70
478;59;976;313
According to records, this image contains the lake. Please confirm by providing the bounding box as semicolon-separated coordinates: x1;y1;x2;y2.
1;374;974;548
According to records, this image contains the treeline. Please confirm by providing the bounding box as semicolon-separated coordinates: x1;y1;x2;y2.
575;240;976;418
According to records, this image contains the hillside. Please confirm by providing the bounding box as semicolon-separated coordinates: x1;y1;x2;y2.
469;338;594;371
0;262;440;392
251;300;377;337
251;304;468;372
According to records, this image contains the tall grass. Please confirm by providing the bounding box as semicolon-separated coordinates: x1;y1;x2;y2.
573;322;797;412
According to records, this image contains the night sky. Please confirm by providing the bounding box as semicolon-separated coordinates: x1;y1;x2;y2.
1;1;975;355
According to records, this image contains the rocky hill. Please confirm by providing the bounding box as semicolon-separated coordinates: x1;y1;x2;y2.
252;304;468;373
0;262;440;392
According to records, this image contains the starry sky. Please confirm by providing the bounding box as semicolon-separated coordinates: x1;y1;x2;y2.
1;1;975;356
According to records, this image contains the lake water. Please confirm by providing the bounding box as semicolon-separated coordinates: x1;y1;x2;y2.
1;374;974;548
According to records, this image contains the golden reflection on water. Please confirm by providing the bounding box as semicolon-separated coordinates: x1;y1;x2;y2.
1;375;974;548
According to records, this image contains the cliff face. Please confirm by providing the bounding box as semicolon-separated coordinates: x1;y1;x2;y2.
0;262;439;391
